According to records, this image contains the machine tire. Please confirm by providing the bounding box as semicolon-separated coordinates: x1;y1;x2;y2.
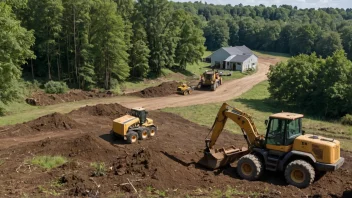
148;126;157;137
284;160;315;188
237;154;263;181
126;131;139;144
211;84;216;91
187;90;191;95
137;128;149;140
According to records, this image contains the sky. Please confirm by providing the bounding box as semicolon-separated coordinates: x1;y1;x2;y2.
171;0;352;9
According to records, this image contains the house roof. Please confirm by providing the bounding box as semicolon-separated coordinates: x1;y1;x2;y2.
222;45;254;56
229;54;253;63
224;55;236;62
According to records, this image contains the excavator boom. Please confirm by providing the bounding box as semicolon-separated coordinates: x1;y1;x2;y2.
199;103;264;169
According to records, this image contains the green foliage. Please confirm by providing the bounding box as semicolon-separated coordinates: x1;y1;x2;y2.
0;2;35;109
341;114;352;126
268;50;352;117
204;18;229;50
30;156;67;170
44;81;68;94
91;0;129;90
90;162;106;177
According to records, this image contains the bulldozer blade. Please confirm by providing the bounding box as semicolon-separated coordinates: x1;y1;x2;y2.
198;146;249;170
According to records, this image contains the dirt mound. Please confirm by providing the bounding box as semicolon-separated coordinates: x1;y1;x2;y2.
26;89;114;106
0;108;351;197
113;148;152;176
27;112;78;132
0;112;79;138
69;103;130;118
130;81;179;98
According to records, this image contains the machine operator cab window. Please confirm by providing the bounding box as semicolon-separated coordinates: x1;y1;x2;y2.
131;107;147;124
265;113;304;147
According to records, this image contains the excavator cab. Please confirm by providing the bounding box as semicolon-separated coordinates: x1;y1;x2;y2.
265;113;303;152
131;107;148;125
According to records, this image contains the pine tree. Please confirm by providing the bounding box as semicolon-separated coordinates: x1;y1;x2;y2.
90;0;129;90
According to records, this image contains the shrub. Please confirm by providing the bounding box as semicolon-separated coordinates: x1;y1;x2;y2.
341;114;352;125
30;156;67;169
44;81;68;94
91;162;106;176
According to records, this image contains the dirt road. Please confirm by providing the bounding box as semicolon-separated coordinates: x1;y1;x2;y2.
119;57;273;110
0;56;279;126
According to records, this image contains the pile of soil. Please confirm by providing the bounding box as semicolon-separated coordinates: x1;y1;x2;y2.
26;89;114;106
68;103;130;118
0;104;351;197
0;113;79;138
130;81;180;98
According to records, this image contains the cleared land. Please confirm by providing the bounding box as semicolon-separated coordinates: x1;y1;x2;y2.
0;103;351;197
0;53;283;126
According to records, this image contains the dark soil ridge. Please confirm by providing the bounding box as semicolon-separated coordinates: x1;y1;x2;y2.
26;89;114;106
130;81;180;98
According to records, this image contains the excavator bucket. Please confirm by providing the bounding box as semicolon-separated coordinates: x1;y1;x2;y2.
198;146;249;169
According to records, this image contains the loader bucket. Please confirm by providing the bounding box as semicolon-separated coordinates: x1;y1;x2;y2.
198;146;249;170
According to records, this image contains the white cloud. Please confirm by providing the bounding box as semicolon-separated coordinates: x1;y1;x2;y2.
171;0;352;9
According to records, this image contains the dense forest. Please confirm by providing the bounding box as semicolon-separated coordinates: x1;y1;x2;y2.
2;0;352;117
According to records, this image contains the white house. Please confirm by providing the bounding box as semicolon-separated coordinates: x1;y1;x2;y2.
207;46;258;72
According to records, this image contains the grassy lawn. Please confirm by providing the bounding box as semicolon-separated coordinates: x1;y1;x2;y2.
253;50;291;61
162;81;352;151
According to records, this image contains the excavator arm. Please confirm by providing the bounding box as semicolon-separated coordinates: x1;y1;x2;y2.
205;103;263;149
200;103;264;169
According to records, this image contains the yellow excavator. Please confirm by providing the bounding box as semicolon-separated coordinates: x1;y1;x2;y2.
199;103;344;188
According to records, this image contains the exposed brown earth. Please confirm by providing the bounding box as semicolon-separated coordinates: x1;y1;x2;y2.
0;103;351;197
129;81;180;98
26;89;114;106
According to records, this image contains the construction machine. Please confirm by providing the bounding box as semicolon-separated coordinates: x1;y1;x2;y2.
198;70;222;91
199;103;344;188
111;107;157;144
177;83;194;95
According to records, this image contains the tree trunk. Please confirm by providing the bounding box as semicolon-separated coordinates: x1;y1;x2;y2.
31;59;34;81
47;50;51;80
73;5;79;88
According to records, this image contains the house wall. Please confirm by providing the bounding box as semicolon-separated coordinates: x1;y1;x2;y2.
210;48;230;69
241;55;258;72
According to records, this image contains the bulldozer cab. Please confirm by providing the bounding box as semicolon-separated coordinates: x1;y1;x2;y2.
131;107;148;125
265;113;304;151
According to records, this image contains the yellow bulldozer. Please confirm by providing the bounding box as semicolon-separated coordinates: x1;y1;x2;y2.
111;107;157;143
199;103;344;188
177;83;194;95
198;70;222;91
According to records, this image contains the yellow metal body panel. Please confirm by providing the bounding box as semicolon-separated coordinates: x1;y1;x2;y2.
293;134;341;164
112;115;139;136
266;144;292;152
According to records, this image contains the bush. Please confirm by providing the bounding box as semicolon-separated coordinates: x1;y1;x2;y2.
90;162;106;177
30;156;67;169
44;81;68;94
341;114;352;125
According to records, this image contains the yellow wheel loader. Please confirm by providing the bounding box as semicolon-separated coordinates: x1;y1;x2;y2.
177;83;194;95
199;103;344;188
111;107;157;144
198;70;222;91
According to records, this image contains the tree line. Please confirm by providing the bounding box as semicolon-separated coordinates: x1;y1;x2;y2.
173;2;352;59
1;0;205;91
268;50;352;118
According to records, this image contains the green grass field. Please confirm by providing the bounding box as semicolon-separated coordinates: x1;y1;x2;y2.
163;81;352;151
